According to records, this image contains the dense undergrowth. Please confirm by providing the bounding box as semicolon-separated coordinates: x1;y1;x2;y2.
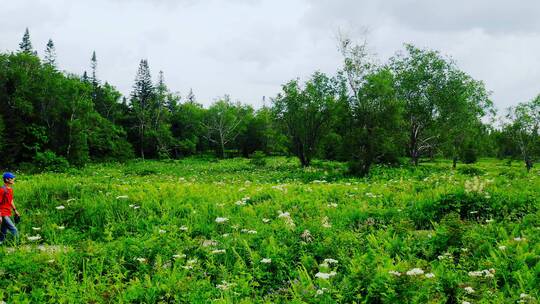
0;157;538;303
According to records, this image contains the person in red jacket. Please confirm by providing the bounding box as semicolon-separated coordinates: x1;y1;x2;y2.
0;172;19;244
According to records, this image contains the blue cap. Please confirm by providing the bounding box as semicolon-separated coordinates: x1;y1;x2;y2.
3;172;15;179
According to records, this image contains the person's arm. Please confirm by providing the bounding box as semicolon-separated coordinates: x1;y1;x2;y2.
0;187;4;223
12;201;19;216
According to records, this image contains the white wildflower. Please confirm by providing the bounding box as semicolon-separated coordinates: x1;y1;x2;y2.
315;271;336;279
277;211;290;218
261;258;272;264
159;229;166;234
133;205;140;209
463;302;471;304
57;226;65;230
247;230;257;234
323;258;338;264
278;211;295;228
425;273;435;278
301;229;312;242
498;245;506;251
172;254;186;259
406;268;424;276
179;226;188;231
216;281;235;291
27;235;42;241
327;203;338;208
464;286;475;294
388;270;401;276
321;216;332;228
202;240;218;247
135;257;147;263
211;249;226;254
514;237;526;242
32;227;41;231
215;217;229;224
55;205;65;210
262;218;270;223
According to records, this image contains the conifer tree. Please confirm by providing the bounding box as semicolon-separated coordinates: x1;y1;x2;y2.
186;88;196;103
82;71;89;82
90;51;98;86
19;28;35;54
131;59;155;159
44;39;56;67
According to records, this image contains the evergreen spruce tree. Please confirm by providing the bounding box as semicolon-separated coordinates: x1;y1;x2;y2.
186;88;196;103
44;39;56;67
90;51;99;104
90;51;98;86
131;59;155;159
82;71;89;82
155;70;167;129
19;28;36;55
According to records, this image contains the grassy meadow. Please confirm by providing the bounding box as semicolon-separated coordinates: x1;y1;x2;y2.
0;157;538;303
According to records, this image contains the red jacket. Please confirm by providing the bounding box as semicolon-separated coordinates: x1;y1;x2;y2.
0;185;14;216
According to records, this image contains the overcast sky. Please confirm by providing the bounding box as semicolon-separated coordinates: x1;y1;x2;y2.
1;0;539;111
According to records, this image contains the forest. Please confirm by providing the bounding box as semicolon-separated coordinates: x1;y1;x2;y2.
0;28;538;174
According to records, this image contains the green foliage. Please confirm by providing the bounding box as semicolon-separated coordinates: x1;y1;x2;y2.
249;151;267;167
202;97;245;158
33;150;70;172
273;72;341;167
460;143;478;164
457;165;484;176
505;95;540;172
345;68;403;176
0;157;539;302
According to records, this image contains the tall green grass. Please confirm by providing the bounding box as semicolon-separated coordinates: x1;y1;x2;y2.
0;157;538;303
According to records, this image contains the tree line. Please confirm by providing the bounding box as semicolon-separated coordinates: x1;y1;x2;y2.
0;28;538;175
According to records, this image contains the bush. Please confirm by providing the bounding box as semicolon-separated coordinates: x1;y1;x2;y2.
249;151;267;167
457;165;484;176
33;150;70;172
460;145;477;164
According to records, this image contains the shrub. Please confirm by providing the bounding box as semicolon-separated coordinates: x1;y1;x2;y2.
249;151;267;167
460;145;478;164
457;165;484;176
33;150;70;172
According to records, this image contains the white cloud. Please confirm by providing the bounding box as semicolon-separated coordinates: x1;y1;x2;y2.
0;0;538;110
